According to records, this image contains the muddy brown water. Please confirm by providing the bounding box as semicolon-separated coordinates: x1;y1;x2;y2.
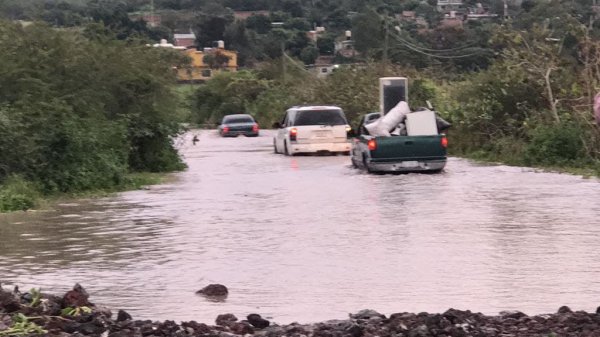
1;129;600;324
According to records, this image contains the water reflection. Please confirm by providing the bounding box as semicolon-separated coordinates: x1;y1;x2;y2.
1;130;600;324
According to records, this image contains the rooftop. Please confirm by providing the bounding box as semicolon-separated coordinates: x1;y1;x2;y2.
174;33;196;39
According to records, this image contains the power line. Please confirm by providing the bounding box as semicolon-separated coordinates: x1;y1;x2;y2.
388;31;486;59
370;9;487;58
391;31;480;53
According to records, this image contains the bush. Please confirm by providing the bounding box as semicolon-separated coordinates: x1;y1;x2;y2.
0;21;186;195
0;175;40;212
525;123;585;165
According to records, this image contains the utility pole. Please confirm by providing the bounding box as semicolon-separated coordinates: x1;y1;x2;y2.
149;0;155;27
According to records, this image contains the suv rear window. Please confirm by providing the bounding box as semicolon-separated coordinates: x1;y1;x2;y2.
223;116;254;124
293;109;347;126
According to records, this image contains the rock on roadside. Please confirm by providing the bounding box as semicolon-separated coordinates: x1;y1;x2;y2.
2;284;600;337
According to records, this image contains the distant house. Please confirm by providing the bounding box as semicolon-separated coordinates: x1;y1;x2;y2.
311;55;337;78
306;26;326;43
415;16;429;28
437;0;463;12
177;43;238;82
396;11;429;28
144;14;161;27
129;13;161;27
174;33;196;48
396;11;416;22
465;3;499;20
594;5;600;19
152;39;186;50
334;31;358;58
466;12;499;20
439;16;464;28
233;10;270;20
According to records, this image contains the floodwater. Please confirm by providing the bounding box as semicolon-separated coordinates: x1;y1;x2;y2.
1;129;600;324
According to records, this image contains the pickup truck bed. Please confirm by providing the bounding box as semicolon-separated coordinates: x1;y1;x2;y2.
351;134;447;173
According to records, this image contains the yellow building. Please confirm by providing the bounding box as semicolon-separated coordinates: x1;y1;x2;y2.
177;45;238;82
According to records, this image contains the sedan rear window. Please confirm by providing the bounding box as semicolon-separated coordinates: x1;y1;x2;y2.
293;109;347;126
223;116;254;124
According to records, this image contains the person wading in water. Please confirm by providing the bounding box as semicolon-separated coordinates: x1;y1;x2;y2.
192;135;199;145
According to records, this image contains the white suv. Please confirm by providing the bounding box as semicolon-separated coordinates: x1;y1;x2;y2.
273;105;352;155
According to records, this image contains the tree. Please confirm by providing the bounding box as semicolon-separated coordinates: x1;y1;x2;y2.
203;51;231;69
494;24;580;123
0;21;186;193
317;33;336;55
193;4;234;47
351;9;383;55
246;14;272;34
300;45;319;64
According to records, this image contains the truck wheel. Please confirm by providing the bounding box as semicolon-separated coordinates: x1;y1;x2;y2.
284;141;290;156
273;140;279;154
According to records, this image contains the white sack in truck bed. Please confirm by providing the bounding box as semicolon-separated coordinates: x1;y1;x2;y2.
405;109;438;136
364;101;410;137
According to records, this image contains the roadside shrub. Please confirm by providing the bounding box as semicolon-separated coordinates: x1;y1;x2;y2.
0;21;185;196
192;71;272;124
525;123;585;165
249;86;299;126
0;175;40;212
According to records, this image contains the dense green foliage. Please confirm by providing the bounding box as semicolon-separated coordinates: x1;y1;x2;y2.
0;20;186;211
191;62;438;127
1;0;600;213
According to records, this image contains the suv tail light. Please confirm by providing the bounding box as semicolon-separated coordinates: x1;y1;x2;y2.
345;125;353;139
252;124;259;132
289;128;298;141
367;139;377;151
223;126;230;133
441;136;448;148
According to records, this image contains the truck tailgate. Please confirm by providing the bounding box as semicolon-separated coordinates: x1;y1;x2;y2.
369;135;446;161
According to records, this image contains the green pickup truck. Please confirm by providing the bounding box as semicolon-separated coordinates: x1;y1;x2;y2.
350;112;449;173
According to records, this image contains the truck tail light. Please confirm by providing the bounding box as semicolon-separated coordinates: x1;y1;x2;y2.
367;139;377;151
289;128;298;141
441;136;448;148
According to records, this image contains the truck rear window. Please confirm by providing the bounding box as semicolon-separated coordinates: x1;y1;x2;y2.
293;110;347;126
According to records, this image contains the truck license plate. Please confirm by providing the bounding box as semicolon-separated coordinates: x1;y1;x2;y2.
401;161;419;168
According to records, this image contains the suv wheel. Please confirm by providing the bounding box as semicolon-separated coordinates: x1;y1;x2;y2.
363;154;373;173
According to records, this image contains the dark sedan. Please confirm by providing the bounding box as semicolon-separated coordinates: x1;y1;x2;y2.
218;114;259;137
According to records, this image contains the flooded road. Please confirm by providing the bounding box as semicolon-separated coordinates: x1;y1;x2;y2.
1;129;600;324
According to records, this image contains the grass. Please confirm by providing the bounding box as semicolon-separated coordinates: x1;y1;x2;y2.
1;172;174;214
455;151;600;179
0;176;40;213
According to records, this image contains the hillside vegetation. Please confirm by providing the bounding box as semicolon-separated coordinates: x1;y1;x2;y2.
1;0;599;212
